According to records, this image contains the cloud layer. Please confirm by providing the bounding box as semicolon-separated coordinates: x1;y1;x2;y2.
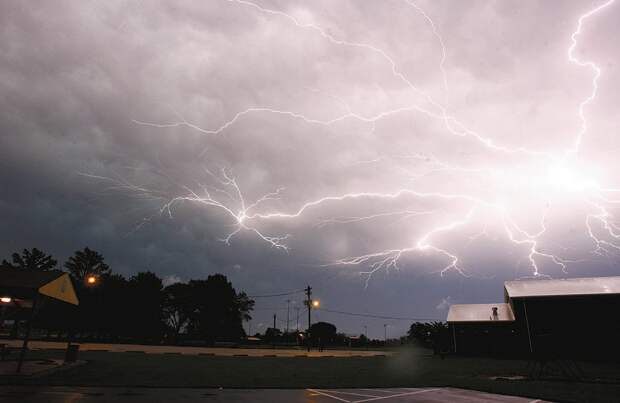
1;0;619;338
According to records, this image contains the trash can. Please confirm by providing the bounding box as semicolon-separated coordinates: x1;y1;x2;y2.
65;344;79;363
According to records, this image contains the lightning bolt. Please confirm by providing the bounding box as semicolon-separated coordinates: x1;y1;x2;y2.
565;0;615;156
135;0;554;159
97;0;620;282
402;0;449;97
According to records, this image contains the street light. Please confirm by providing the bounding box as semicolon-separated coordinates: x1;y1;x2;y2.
312;300;320;308
86;275;97;286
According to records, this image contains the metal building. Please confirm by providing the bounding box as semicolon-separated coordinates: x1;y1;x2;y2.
447;276;620;358
505;276;620;359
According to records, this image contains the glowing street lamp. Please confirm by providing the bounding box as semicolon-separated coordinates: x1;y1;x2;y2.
312;300;320;308
86;275;97;286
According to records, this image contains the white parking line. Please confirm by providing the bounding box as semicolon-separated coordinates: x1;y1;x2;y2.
319;390;385;398
307;389;352;402
354;388;440;403
307;388;440;403
357;389;407;394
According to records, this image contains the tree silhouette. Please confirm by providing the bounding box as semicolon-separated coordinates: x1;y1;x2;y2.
263;327;282;343
96;273;131;340
4;248;256;345
309;321;337;344
1;248;57;271
185;274;254;344
127;271;164;342
64;247;110;280
408;321;448;352
162;282;193;341
236;291;254;323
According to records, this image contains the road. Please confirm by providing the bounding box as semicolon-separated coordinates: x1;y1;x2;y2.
0;386;547;402
3;340;388;357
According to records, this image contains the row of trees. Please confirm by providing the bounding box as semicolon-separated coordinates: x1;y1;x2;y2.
261;322;390;348
1;247;111;279
1;248;254;344
2;248;450;348
407;321;449;353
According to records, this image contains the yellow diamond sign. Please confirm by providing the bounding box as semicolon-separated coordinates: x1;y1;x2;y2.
38;273;79;305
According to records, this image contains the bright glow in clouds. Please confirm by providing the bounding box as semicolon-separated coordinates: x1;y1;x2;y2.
545;162;599;193
97;0;620;282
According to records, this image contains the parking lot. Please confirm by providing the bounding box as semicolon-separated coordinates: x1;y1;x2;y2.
0;386;547;402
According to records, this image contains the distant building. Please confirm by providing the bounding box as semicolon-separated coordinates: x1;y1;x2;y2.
447;303;521;355
447;276;620;359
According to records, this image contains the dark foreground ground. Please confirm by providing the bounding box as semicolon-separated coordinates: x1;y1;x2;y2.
0;386;547;402
1;345;619;402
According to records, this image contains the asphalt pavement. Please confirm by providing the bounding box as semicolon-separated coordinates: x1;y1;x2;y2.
0;386;548;402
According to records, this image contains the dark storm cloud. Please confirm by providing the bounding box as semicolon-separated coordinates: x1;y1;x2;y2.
1;0;619;337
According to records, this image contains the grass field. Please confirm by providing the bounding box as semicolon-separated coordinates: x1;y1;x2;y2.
5;345;620;403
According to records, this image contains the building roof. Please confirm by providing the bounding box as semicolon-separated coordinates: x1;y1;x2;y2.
447;303;515;323
504;276;620;299
0;267;65;295
0;267;79;305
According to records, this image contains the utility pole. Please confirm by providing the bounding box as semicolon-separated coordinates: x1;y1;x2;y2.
273;313;277;349
384;324;387;344
286;299;291;334
305;285;312;352
295;307;300;331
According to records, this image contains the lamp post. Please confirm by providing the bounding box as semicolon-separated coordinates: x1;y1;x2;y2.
305;286;312;352
286;299;290;334
363;325;368;350
66;273;99;362
304;286;320;352
272;314;277;349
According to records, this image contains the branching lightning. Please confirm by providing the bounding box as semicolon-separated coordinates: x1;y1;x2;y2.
105;0;620;282
565;0;615;156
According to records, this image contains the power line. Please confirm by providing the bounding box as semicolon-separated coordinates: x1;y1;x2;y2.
318;308;437;322
247;289;305;298
252;307;291;311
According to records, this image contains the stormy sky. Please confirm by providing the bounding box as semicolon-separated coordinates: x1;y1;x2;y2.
1;0;620;338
